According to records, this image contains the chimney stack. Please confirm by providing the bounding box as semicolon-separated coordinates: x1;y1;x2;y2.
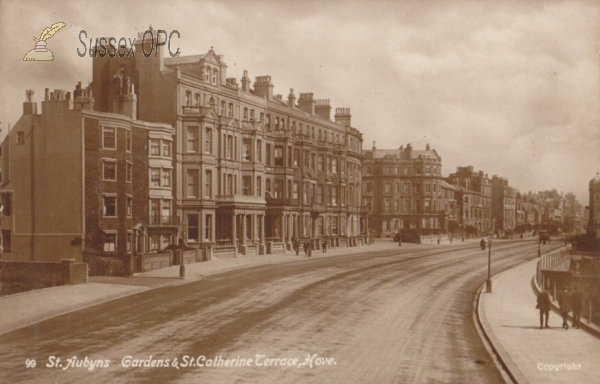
315;99;331;120
74;82;95;110
298;93;316;114
241;70;251;92
112;77;137;119
23;90;37;115
334;107;351;126
254;76;274;100
288;88;296;107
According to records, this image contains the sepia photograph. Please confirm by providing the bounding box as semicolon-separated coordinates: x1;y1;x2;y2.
0;0;599;382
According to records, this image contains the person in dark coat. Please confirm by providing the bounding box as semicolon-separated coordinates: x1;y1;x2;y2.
303;241;309;256
537;289;551;329
480;238;486;250
571;286;583;329
558;287;571;330
293;238;300;256
306;241;312;257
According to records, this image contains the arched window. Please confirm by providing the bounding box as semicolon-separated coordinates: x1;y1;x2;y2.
205;67;211;82
212;69;218;84
209;98;215;109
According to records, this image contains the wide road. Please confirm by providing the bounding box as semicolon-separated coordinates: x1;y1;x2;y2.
0;239;562;383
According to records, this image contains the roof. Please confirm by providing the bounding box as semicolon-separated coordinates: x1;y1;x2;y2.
440;180;455;190
364;147;440;160
454;184;480;194
165;54;206;66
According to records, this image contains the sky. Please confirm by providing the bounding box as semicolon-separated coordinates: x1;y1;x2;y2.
1;0;598;204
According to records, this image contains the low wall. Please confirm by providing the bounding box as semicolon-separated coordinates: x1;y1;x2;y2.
85;253;133;277
183;250;197;265
244;244;258;256
0;259;88;295
213;245;236;259
268;242;286;254
140;252;172;272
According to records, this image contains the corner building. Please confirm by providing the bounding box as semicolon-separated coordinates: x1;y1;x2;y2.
0;85;175;273
92;34;368;256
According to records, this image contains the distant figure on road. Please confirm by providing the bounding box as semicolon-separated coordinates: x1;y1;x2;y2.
536;288;551;329
303;241;311;257
293;238;300;255
558;287;571;330
480;238;486;250
321;239;328;253
571;286;583;329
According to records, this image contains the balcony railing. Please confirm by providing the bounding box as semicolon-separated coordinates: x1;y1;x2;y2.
182;106;202;115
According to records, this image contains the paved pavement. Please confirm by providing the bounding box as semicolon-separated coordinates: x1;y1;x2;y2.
479;257;600;384
0;239;424;335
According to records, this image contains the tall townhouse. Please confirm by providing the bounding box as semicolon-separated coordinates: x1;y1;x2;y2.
0;83;175;275
91;32;368;255
491;175;517;234
452;184;483;237
447;166;493;235
362;143;447;237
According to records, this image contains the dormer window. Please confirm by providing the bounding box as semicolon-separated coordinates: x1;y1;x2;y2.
205;67;211;82
212;69;218;84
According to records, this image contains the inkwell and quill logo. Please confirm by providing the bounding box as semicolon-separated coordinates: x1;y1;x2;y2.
23;22;66;61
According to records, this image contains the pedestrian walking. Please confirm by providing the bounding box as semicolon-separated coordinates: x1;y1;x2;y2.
303;241;309;256
558;287;571;330
480;238;486;250
293;238;300;256
536;288;551;329
306;241;312;257
321;239;327;253
571;286;583;329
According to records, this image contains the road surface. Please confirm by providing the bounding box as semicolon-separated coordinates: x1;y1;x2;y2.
0;239;556;383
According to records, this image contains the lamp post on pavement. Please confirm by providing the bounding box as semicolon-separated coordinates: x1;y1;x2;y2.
486;222;494;293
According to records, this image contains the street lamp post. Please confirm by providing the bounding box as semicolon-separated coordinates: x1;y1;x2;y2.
486;222;494;293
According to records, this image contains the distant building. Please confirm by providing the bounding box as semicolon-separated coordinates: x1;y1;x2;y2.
588;173;600;238
447;166;493;235
491;175;517;234
363;143;447;237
